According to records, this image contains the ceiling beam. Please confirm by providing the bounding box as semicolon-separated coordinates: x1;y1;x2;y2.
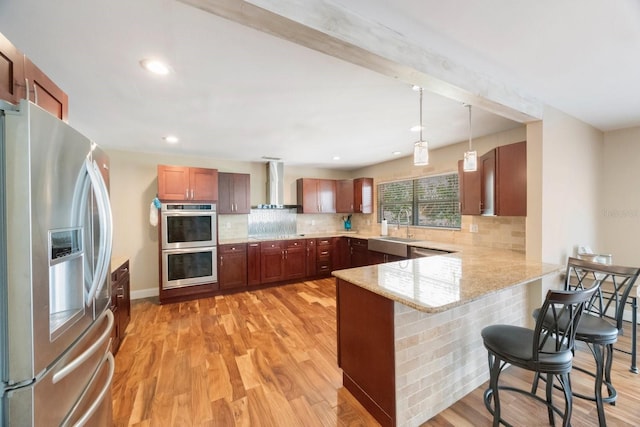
179;0;542;123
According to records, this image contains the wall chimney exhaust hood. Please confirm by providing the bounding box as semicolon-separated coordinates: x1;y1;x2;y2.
255;159;298;209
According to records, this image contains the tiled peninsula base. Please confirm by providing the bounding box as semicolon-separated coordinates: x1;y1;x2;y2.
337;279;529;427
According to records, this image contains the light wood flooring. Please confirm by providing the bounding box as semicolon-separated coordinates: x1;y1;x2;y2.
112;278;640;426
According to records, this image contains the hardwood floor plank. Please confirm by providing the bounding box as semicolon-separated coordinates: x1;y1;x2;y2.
113;278;640;426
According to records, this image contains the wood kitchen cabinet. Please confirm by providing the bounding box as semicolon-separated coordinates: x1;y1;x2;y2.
218;172;250;214
218;243;247;289
296;178;336;213
336;179;355;213
1;31;68;121
368;251;404;265
284;239;306;280
350;238;369;267
247;242;261;286
0;32;24;105
335;178;373;214
110;259;130;355
260;241;285;284
458;141;526;216
316;238;333;276
354;178;374;214
305;239;317;277
334;237;351;271
157;165;218;202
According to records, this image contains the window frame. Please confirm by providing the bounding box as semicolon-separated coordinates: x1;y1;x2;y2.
377;172;461;230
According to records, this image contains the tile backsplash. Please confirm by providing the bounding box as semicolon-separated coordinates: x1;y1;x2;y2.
218;211;525;252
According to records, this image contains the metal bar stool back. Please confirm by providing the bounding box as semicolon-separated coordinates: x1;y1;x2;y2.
482;285;598;427
534;257;640;427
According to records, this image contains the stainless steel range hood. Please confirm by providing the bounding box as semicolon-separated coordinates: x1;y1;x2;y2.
266;160;284;206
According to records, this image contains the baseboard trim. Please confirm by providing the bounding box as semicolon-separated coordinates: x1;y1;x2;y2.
131;287;159;300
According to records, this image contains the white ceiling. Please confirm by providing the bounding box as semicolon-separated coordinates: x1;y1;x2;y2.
1;0;638;170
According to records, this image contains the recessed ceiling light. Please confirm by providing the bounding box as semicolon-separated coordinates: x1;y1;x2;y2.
412;85;422;91
140;58;171;75
163;135;179;144
410;125;424;132
392;151;402;156
332;156;341;161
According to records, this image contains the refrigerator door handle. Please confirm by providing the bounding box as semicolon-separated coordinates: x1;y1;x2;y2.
52;309;113;384
84;157;113;305
69;352;115;427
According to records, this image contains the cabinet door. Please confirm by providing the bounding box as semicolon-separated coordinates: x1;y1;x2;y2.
354;178;373;214
0;32;24;105
458;160;482;215
284;240;306;280
232;173;250;213
24;56;68;122
247;242;261;286
219;244;247;289
297;178;320;213
157;165;190;201
336;179;354;213
305;239;317;277
190;167;218;202
218;172;250;214
318;179;337;213
368;250;386;265
496;141;526;216
480;150;496;216
217;172;234;214
260;241;285;284
334;237;350;270
351;239;369;267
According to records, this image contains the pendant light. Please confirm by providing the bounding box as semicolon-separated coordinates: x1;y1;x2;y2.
463;104;477;172
413;86;429;166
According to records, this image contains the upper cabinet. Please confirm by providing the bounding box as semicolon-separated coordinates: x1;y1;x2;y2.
0;32;68;121
336;179;355;213
23;57;68;121
297;178;336;213
354;177;373;214
458;141;526;216
157;165;218;202
218;172;250;214
0;32;24;105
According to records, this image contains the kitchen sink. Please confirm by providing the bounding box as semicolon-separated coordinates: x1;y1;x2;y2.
368;236;418;257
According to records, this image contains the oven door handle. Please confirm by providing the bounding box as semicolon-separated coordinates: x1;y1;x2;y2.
163;246;217;254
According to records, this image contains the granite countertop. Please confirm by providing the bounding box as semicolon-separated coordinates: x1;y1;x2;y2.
332;247;562;314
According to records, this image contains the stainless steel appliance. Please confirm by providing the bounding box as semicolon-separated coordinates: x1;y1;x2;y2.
161;203;217;290
161;202;217;249
1;100;114;426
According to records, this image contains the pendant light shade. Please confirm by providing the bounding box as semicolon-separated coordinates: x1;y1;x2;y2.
413;87;429;166
463;104;477;172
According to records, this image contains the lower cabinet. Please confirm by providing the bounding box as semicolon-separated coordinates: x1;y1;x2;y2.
368;251;404;265
316;238;333;277
218;244;247;289
284;239;306;280
260;241;286;284
110;259;130;355
350;238;369;268
305;239;317;277
247;242;261;286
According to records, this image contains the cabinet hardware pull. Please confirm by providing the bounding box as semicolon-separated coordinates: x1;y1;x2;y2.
191;189;194;199
24;78;30;102
220;256;223;266
185;189;189;199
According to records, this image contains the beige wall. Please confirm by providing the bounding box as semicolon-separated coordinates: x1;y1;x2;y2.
539;106;604;265
602;126;640;266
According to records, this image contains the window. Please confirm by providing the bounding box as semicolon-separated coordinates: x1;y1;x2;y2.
378;173;461;229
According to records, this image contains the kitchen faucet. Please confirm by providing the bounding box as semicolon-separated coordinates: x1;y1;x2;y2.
397;208;412;238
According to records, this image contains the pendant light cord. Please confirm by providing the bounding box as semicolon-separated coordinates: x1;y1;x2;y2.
419;88;424;142
467;104;473;150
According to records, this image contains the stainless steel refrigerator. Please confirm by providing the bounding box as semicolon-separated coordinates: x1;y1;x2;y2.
1;100;114;426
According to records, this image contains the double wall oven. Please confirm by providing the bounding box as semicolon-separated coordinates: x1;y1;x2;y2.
161;203;217;290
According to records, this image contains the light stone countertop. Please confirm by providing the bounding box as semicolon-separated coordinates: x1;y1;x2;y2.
110;256;129;274
332;246;562;314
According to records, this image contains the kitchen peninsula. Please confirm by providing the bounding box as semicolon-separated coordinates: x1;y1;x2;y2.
333;247;561;427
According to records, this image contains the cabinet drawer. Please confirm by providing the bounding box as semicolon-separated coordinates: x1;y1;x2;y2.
317;248;332;260
219;243;247;254
286;239;305;249
262;241;283;250
317;238;332;247
317;260;331;273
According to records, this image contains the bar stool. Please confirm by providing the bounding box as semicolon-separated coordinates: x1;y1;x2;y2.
482;286;598;427
533;257;640;427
